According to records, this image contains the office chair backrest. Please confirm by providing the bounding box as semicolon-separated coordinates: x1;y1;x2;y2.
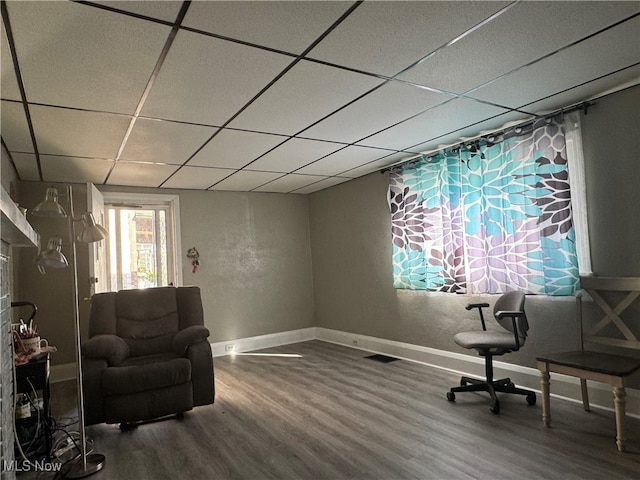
494;290;528;344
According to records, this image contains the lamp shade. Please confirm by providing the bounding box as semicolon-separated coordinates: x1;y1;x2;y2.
34;236;69;268
77;212;108;243
31;187;68;218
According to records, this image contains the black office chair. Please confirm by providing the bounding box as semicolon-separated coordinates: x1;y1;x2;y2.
446;291;536;414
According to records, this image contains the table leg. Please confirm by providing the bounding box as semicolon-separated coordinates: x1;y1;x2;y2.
613;386;627;452
580;378;590;411
538;363;551;427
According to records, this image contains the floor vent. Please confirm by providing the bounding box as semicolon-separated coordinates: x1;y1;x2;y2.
365;354;399;363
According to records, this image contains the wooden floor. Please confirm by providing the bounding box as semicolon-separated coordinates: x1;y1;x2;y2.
27;340;640;479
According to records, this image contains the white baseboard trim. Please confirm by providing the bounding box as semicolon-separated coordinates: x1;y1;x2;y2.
315;327;640;419
210;327;317;357
51;326;639;419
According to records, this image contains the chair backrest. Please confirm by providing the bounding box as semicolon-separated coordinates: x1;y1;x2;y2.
493;291;528;344
89;286;204;357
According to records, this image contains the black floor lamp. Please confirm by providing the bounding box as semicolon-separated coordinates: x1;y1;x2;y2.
32;185;106;478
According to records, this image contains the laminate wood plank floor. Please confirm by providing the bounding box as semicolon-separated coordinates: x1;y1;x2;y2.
22;340;640;479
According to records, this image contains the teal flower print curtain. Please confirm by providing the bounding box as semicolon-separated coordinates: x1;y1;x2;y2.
389;116;579;296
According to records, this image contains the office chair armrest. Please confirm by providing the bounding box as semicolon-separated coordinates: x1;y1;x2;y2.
495;310;526;349
466;303;490;330
465;303;490;310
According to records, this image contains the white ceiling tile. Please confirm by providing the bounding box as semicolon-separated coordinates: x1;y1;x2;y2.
253;174;329;193
11;152;39;181
248;138;344;173
408;110;530;155
1;101;33;152
293;176;351;194
5;1;172;114
30;105;130;159
469;16;640;109
297;145;395;176
399;1;640;94
229;60;384;135
183;1;351;54
108;161;178;187
93;1;184;22
189;129;287;169
120;118;217;164
522;65;640;115
40;155;112;184
161;166;233;190
302;81;450;143
357;98;510;151
340;152;409;178
211;170;282;192
308;1;510;76
1;22;21;101
141;29;292;125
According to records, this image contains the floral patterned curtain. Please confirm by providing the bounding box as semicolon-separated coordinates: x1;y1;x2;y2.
389;115;579;296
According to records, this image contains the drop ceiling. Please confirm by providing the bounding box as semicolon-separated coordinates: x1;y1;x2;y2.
1;1;639;194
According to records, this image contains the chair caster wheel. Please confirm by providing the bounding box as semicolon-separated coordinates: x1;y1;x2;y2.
446;391;456;402
490;400;500;414
526;393;536;405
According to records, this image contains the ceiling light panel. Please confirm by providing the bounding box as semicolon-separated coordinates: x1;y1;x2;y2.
252;174;330;193
358;98;510;151
108;161;179;187
308;1;510;77
183;1;352;55
29;106;131;160
1;22;21;101
92;1;184;23
399;1;640;95
297;145;396;177
229;60;384;135
161;166;234;190
40;155;113;184
5;1;172;114
248;138;344;173
188;129;287;169
211;170;283;191
140;29;292;126
0;101;32;152
469;15;640;109
120;118;218;164
301;81;450;143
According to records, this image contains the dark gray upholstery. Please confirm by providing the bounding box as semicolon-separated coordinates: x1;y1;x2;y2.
82;286;214;426
447;290;535;414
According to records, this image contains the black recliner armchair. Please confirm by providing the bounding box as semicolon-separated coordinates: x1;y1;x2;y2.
82;286;214;427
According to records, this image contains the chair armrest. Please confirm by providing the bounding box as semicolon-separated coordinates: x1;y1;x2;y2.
82;334;130;366
495;310;526;349
172;325;210;355
466;303;490;330
465;303;490;311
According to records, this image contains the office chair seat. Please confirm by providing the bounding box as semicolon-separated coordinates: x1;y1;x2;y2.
446;291;536;414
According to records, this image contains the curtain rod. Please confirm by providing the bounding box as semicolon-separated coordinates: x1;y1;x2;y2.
380;100;594;174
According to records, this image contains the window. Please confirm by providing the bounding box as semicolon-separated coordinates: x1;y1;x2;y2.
389;114;587;296
101;193;181;291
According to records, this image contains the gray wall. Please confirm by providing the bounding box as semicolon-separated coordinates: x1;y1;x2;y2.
12;85;639;369
308;85;640;368
17;183;315;365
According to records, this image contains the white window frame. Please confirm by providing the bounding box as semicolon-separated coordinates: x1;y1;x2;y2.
101;192;183;288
